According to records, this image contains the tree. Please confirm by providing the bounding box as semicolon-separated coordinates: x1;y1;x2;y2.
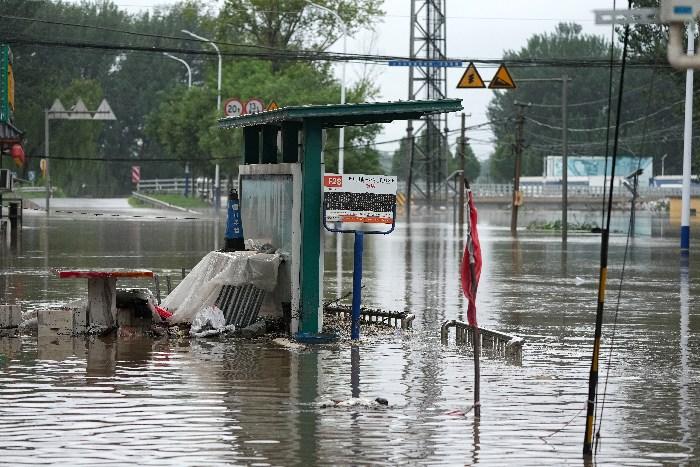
147;59;383;179
218;0;382;51
486;22;686;182
391;133;480;182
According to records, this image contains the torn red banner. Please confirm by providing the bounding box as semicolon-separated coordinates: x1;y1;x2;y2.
460;190;482;326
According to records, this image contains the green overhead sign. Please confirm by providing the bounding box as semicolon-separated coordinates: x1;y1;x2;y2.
1;44;15;124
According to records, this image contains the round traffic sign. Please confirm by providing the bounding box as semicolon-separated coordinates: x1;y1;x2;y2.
245;98;265;115
223;98;243;117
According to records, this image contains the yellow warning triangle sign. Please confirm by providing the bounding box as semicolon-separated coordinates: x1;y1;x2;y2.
457;62;486;89
488;63;516;89
266;101;279;111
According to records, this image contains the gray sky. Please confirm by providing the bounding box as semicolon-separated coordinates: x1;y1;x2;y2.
68;0;618;160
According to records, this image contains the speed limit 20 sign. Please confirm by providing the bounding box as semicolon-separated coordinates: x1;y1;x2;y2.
223;98;267;117
223;98;243;117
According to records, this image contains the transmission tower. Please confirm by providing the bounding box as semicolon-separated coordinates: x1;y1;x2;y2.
406;0;449;209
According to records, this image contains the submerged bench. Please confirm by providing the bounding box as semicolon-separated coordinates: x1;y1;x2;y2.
56;269;154;329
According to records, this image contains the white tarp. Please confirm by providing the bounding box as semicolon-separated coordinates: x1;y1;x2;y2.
163;251;281;323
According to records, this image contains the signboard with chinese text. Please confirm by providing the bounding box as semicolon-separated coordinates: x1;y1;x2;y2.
1;44;14;124
323;174;397;225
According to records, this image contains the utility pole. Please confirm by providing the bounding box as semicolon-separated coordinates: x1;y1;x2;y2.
406;128;415;221
511;104;526;236
459;113;466;227
681;22;694;253
562;74;569;244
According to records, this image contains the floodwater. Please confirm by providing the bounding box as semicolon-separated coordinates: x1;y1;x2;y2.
1;206;699;465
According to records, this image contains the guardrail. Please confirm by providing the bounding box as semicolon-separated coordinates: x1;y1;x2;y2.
441;319;524;361
137;178;238;196
396;181;700;199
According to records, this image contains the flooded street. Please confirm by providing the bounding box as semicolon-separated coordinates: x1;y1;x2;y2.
1;209;699;465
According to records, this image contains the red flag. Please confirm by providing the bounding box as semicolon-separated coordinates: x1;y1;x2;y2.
460;190;482;326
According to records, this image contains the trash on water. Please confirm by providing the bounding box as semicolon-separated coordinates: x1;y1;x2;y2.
319;397;389;409
575;276;586;285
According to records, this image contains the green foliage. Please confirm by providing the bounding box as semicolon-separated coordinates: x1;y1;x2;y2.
3;0;383;194
129;193;209;209
526;219;598;232
218;0;383;51
391;133;481;182
147;58;383;178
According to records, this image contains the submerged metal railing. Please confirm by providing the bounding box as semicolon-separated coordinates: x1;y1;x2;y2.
441;320;524;360
324;305;415;330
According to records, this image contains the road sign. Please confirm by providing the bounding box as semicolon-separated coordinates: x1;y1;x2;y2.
489;63;517;89
245;98;265;115
457;62;486;89
389;60;463;67
266;101;279;111
131;166;140;184
224;98;243;117
323;174;398;224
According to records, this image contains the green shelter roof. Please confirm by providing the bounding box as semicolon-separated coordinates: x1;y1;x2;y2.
218;99;463;129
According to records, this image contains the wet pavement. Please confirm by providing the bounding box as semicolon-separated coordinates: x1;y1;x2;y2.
0;207;698;465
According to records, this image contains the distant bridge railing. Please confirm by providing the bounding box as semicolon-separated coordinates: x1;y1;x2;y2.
396;181;700;199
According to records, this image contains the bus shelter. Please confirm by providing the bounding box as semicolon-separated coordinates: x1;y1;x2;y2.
218;99;463;335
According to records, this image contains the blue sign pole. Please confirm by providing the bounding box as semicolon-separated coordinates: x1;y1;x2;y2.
224;188;245;251
351;231;364;340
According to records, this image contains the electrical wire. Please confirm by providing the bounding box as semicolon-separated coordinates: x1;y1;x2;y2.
583;0;632;456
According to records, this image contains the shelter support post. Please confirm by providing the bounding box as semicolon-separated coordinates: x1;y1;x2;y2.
244;127;261;164
261;125;278;164
282;123;300;163
300;119;323;334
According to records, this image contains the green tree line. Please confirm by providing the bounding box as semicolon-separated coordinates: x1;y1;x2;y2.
0;0;384;196
487;21;699;182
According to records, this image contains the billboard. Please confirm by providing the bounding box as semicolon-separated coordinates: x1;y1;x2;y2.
545;155;653;181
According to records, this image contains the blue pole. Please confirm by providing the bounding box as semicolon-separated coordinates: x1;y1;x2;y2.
351;231;364;340
223;188;245;251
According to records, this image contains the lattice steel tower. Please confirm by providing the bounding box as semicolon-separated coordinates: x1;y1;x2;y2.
406;0;449;207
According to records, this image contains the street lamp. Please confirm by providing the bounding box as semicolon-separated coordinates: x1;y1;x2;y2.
661;153;668;176
181;29;221;109
181;29;222;209
305;1;348;174
163;52;192;88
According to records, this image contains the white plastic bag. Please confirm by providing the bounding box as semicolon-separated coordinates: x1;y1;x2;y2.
190;306;234;338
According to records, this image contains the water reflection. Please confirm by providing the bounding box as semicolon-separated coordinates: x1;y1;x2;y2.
0;213;698;464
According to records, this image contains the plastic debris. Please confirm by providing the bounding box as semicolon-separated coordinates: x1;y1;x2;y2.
163;251;281;323
190;306;236;338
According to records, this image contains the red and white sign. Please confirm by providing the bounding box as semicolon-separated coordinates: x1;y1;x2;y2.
245;98;265;115
131;166;141;184
323;173;398;224
224;98;243;117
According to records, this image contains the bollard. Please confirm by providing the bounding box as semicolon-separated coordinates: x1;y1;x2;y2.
223;188;245;252
8;202;19;230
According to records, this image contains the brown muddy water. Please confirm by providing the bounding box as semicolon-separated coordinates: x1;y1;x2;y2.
0;208;698;465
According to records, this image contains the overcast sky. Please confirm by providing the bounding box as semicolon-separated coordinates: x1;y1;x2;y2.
68;0;618;160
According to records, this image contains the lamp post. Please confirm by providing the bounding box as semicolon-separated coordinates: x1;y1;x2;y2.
163;52;192;88
164;52;193;197
305;1;348;174
181;29;222;209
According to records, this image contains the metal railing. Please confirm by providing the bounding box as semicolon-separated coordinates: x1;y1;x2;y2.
136;178;238;196
441;319;524;361
397;181;700;199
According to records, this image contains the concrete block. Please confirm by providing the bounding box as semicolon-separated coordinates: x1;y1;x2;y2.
73;305;87;333
0;305;22;328
38;308;75;337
